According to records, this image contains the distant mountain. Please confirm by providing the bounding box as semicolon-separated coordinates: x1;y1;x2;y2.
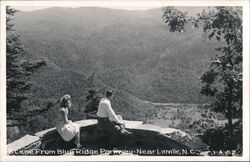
14;7;217;105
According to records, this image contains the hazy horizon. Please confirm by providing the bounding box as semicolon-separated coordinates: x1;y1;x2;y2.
12;6;206;16
13;6;159;12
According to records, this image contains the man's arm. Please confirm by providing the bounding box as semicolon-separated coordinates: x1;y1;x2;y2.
106;101;122;125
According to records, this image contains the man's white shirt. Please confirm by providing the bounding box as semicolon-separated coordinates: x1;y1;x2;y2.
96;97;121;124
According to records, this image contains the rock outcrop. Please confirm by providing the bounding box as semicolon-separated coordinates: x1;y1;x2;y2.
8;119;208;156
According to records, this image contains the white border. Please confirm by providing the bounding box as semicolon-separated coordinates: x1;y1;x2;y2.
0;0;249;161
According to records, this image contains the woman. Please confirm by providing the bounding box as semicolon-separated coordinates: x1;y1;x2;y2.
56;94;82;148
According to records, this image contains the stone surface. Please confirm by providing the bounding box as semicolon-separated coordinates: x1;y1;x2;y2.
7;134;40;154
74;119;98;126
8;119;208;155
34;127;56;138
34;119;98;138
121;120;144;129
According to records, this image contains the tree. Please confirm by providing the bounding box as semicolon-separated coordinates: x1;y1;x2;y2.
162;7;242;150
6;6;47;127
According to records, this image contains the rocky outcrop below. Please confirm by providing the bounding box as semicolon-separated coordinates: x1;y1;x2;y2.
8;119;208;156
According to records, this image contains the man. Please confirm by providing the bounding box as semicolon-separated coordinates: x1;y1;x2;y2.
96;90;132;135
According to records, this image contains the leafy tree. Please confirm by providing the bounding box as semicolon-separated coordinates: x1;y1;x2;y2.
83;74;104;118
84;88;103;116
6;6;46;127
162;7;242;150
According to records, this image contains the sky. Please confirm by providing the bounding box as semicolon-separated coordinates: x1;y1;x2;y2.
13;6;160;11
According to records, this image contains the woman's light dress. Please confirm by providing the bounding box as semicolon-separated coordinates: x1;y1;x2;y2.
56;108;80;141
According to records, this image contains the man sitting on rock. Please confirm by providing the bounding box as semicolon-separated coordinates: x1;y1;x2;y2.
96;90;132;135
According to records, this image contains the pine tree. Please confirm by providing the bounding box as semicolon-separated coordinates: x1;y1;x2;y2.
6;6;46;124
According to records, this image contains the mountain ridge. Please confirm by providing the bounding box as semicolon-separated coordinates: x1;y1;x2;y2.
14;7;216;104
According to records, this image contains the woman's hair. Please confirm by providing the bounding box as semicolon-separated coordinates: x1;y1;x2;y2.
60;94;71;108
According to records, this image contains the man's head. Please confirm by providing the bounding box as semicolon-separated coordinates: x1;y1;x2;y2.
106;90;113;99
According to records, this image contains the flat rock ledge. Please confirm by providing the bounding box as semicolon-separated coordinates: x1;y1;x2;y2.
8;119;208;156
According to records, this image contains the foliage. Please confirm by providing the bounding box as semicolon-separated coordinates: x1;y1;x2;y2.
151;103;223;133
162;6;242;152
151;103;241;155
84;87;103;114
202;127;225;152
14;7;217;104
8;7;241;147
189;114;218;134
202;120;242;155
162;7;188;32
6;6;46;141
7;6;46;117
7;7;219;142
11;68;158;142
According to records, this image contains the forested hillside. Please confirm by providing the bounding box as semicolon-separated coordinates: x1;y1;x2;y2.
7;7;221;142
14;7;217;104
